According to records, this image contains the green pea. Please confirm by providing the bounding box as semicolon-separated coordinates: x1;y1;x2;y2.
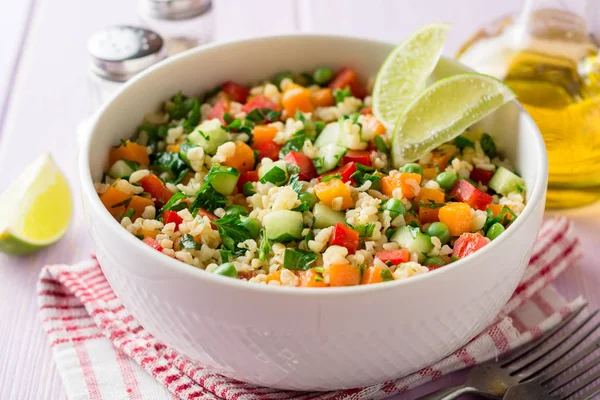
399;163;423;175
383;198;407;217
295;72;314;87
312;67;334;85
435;171;458;191
240;216;261;238
299;192;318;209
486;222;505;241
273;71;294;88
426;222;451;244
225;205;249;217
214;262;238;278
424;256;446;267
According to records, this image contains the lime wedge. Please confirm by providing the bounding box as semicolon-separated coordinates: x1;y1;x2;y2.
391;73;516;167
372;23;450;128
0;154;72;255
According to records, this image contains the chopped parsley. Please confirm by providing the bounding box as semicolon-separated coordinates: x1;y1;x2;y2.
121;208;135;219
159;192;191;213
246;108;281;123
453;136;475;149
333;85;352;104
320;173;341;182
189;186;226;213
483;205;517;234
356;223;376;238
258;229;271;262
282;248;318;271
213;214;252;255
374;135;389;154
279;134;308;158
480;133;496;158
151;152;189;181
111;197;132;208
182;98;200;131
259;166;287;185
380;268;394;282
180;234;202;250
418;200;445;209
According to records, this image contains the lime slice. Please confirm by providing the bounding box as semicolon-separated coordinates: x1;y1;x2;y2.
0;154;72;255
372;23;450;128
391;73;516;167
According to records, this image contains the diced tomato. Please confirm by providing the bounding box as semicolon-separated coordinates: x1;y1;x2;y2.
256;141;281;161
450;179;493;211
318;162;357;185
221;81;249;103
342;150;372;166
237;170;259;192
452;233;488;259
360;107;372;115
242;95;279;114
329;222;360;254
283;151;317;181
328;67;367;98
375;249;409;265
162;210;183;230
470;167;495;185
197;208;218;229
208;100;228;124
142;237;163;252
139;174;173;207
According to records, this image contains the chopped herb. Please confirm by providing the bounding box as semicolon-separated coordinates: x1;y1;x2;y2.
243;181;256;196
515;184;526;194
180;234;202;250
182;99;200;131
356;223;376;238
483;205;518;234
246;108;281;123
220;249;232;263
291;202;310;212
333;85;352;104
178;140;198;163
288;173;303;194
166;92;198;120
385;228;396;240
282;248;318;271
157;126;169;139
342;113;361;124
259;166;287;185
374;136;389;153
304;229;315;249
111;197;132;208
315;274;324;282
315;121;326;135
222;112;234;125
189;186;226;213
480;133;496;158
122;208;135;219
408;221;420;228
418;200;445;209
453;136;475;149
279;134;308;158
123;160;139;171
380;269;394;282
160;192;191;213
224;118;255;136
202;85;222;102
151;152;189;178
213;214;252;255
135;234;145;240
350;164;381;190
321;173;341;182
258;229;271;262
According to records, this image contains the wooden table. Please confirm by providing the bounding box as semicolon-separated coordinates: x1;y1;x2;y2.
1;1;599;398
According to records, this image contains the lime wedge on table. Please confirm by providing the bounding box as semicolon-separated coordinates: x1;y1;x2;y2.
0;154;72;255
372;23;450;128
391;73;515;167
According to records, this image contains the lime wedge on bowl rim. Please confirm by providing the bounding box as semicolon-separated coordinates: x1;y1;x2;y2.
0;154;72;255
372;23;450;128
391;73;516;168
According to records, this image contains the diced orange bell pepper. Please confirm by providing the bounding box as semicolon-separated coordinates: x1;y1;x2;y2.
415;188;446;224
422;166;438;180
361;266;386;285
251;125;278;149
430;145;457;170
166;144;180;153
282;84;314;116
381;172;422;199
310;88;335;107
222;141;255;173
297;270;327;287
128;195;155;221
99;184;132;218
362;114;386;136
313;178;353;210
139;174;173;207
438;202;473;236
329;263;361;287
266;270;282;284
140;229;159;239
108;140;150;167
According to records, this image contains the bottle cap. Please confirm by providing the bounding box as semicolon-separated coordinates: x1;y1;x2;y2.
138;0;212;21
88;26;165;82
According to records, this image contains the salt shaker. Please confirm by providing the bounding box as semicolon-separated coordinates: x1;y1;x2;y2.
137;0;213;55
87;26;166;112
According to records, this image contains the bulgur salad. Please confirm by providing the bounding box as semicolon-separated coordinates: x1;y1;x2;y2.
95;66;526;287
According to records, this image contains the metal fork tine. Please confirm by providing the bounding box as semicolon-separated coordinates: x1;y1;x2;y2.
572;386;600;400
501;302;588;366
558;368;600;399
540;336;600;385
508;311;599;375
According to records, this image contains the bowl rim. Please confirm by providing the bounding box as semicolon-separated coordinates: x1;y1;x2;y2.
79;32;548;298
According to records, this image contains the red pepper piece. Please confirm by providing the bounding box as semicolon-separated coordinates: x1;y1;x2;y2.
283;151;317;181
342;150;372;166
450;179;493;210
142;237;163;252
375;249;409;265
452;232;488;259
221;81;249;103
329;222;360;254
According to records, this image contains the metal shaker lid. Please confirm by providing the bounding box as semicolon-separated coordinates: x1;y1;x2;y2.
138;0;212;21
88;26;165;82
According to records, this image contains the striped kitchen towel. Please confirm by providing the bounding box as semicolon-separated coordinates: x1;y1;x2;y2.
38;217;582;400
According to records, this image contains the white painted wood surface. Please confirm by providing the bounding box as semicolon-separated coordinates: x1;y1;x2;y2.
0;1;599;398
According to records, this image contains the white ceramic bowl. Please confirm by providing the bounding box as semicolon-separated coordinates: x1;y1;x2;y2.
79;34;547;391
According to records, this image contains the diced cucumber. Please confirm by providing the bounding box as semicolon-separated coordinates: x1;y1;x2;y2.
187;119;229;155
337;118;366;149
313;121;341;147
488;166;525;196
312;203;346;229
263;210;304;242
390;226;434;255
258;160;289;186
314;143;347;174
179;141;199;164
108;160;135;179
206;165;240;195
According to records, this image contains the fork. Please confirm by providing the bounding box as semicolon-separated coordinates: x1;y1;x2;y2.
503;335;600;400
418;302;599;400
